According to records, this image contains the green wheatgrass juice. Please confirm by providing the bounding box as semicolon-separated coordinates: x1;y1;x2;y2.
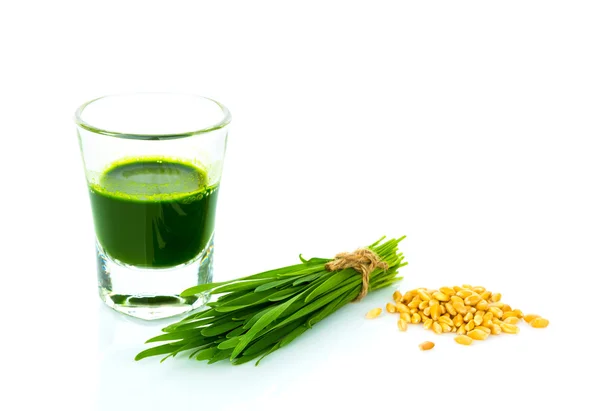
89;157;218;268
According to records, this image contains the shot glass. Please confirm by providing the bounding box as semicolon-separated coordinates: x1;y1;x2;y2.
75;93;230;320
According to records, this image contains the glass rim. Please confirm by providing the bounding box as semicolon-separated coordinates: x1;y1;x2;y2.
74;92;232;140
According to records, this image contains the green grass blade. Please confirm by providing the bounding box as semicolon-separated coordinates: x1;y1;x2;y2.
267;285;306;302
307;293;347;327
195;347;219;361
215;290;274;311
188;344;214;359
231;293;303;359
292;272;325;286
242;319;304;356
232;348;271;365
201;322;243;337
135;342;185;361
226;326;247;338
304;269;354;303
255;344;280;366
279;325;309;348
253;276;300;292
180;281;231;297
273;281;359;330
217;336;242;350
208;349;234;364
211;279;277;294
146;329;207;343
242;305;275;330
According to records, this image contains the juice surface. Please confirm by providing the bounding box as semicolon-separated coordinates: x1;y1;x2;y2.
89;158;218;268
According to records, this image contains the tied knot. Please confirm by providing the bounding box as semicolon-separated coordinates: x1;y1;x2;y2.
325;248;388;302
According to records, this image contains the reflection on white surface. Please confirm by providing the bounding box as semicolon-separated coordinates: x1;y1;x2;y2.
96;285;578;411
96;289;397;410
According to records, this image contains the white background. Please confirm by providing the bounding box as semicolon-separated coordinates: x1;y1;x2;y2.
1;1;599;410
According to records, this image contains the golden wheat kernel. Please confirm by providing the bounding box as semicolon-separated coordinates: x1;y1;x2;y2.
484;319;494;329
474;314;483;326
473;286;486;294
453;285;463;292
400;312;411;322
440;305;447;315
468;307;477;314
513;309;524;318
457;290;473;299
502;311;519;320
402;291;414;303
492;318;502;326
490;293;502;302
419;341;435;351
439;316;454;327
440;287;456;296
396;303;410;313
433;322;443;334
398;319;408;331
415;289;430;301
531;318;550;328
393;290;403;302
408;300;421;309
452;301;468;315
502;304;513;313
418;300;428;310
490;324;502;335
504;317;519;325
475;326;491;334
430;304;440;321
423;307;431;317
429;299;440;308
488;302;505;309
524;314;540;324
466;320;475;332
464;294;482;306
366;308;382;319
462;284;473;290
453;313;464;327
488;307;503;318
406;290;423;305
464;312;474;322
445;302;457;316
480;291;491;300
476;300;489;311
450;295;464;304
483;311;494;322
500;323;519;334
467;329;489;340
410;308;418;314
457;324;467;335
432;291;450;302
423;318;433;330
386;302;396;313
441;323;453;333
411;313;421;324
455;335;473;345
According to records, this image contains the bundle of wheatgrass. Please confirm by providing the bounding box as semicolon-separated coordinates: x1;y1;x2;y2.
136;236;407;365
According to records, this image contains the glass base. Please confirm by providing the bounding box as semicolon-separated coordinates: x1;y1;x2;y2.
96;239;214;320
